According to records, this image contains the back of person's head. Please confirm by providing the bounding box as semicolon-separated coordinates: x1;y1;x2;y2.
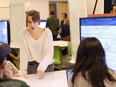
26;10;40;23
111;3;116;13
50;10;55;15
0;78;30;87
0;43;11;65
72;37;116;87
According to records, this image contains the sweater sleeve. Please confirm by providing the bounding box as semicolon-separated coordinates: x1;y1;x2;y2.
37;29;54;71
19;29;29;74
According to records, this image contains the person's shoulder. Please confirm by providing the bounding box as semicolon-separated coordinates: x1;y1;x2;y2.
108;69;116;78
20;28;28;35
21;28;27;33
44;28;52;33
44;28;52;37
0;78;30;87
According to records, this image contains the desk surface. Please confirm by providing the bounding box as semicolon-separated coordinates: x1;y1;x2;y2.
53;41;69;47
14;70;68;87
11;40;69;48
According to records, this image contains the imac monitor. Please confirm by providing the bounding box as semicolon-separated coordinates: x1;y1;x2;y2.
80;17;116;71
39;20;46;28
0;20;10;45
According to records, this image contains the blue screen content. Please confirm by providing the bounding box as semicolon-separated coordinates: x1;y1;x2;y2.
80;17;116;71
66;69;73;78
0;21;9;44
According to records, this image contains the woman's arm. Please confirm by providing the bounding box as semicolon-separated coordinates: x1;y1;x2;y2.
19;29;29;75
37;29;54;71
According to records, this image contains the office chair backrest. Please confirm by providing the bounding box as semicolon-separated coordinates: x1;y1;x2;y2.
53;46;61;65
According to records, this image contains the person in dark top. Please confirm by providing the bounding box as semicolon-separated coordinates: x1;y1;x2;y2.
61;19;70;41
46;10;59;40
110;3;116;13
0;43;29;87
61;13;67;27
0;78;30;87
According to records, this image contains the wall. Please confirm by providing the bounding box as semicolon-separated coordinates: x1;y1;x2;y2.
0;0;49;20
68;0;87;63
68;0;104;63
86;0;104;15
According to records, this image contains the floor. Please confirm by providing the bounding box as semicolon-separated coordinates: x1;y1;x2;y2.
54;55;74;71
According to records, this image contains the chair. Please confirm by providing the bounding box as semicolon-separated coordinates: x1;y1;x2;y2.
53;46;62;65
67;42;72;59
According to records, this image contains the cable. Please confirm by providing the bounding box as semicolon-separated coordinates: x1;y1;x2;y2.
92;0;98;15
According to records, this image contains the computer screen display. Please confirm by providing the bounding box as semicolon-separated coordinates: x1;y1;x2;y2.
0;20;10;45
66;69;73;78
80;17;116;71
39;20;46;28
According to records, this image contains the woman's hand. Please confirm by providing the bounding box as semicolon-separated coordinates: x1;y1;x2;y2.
4;70;13;78
37;70;45;79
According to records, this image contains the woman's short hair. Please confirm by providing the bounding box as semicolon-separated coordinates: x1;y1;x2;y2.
26;10;40;23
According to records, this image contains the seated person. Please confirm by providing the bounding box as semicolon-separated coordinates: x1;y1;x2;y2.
0;43;29;87
0;44;19;78
68;37;116;87
111;3;116;13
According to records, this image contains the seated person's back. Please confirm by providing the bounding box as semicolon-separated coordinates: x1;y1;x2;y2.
68;37;116;87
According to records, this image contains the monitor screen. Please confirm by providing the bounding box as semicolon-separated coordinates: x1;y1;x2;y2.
39;20;46;28
0;20;10;45
80;17;116;71
66;69;73;78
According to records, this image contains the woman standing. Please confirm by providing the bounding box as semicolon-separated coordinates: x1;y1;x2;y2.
20;10;54;79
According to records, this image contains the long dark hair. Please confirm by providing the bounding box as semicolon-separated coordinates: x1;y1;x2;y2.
72;37;116;87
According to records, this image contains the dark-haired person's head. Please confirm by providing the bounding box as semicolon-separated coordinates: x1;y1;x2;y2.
50;10;55;15
0;43;11;69
75;37;105;70
71;37;116;87
111;3;116;13
62;13;67;19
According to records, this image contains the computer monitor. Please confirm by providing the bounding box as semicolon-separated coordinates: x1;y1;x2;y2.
80;16;116;71
0;20;10;45
66;69;73;78
39;20;46;28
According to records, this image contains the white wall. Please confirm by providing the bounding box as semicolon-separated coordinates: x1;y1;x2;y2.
68;0;87;63
27;0;49;19
86;0;104;15
68;0;104;63
0;0;49;20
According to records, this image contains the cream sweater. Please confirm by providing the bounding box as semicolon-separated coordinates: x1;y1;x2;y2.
20;28;54;73
68;70;116;87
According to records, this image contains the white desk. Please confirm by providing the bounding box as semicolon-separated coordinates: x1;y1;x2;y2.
10;41;69;48
14;70;68;87
53;41;69;47
10;43;20;48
